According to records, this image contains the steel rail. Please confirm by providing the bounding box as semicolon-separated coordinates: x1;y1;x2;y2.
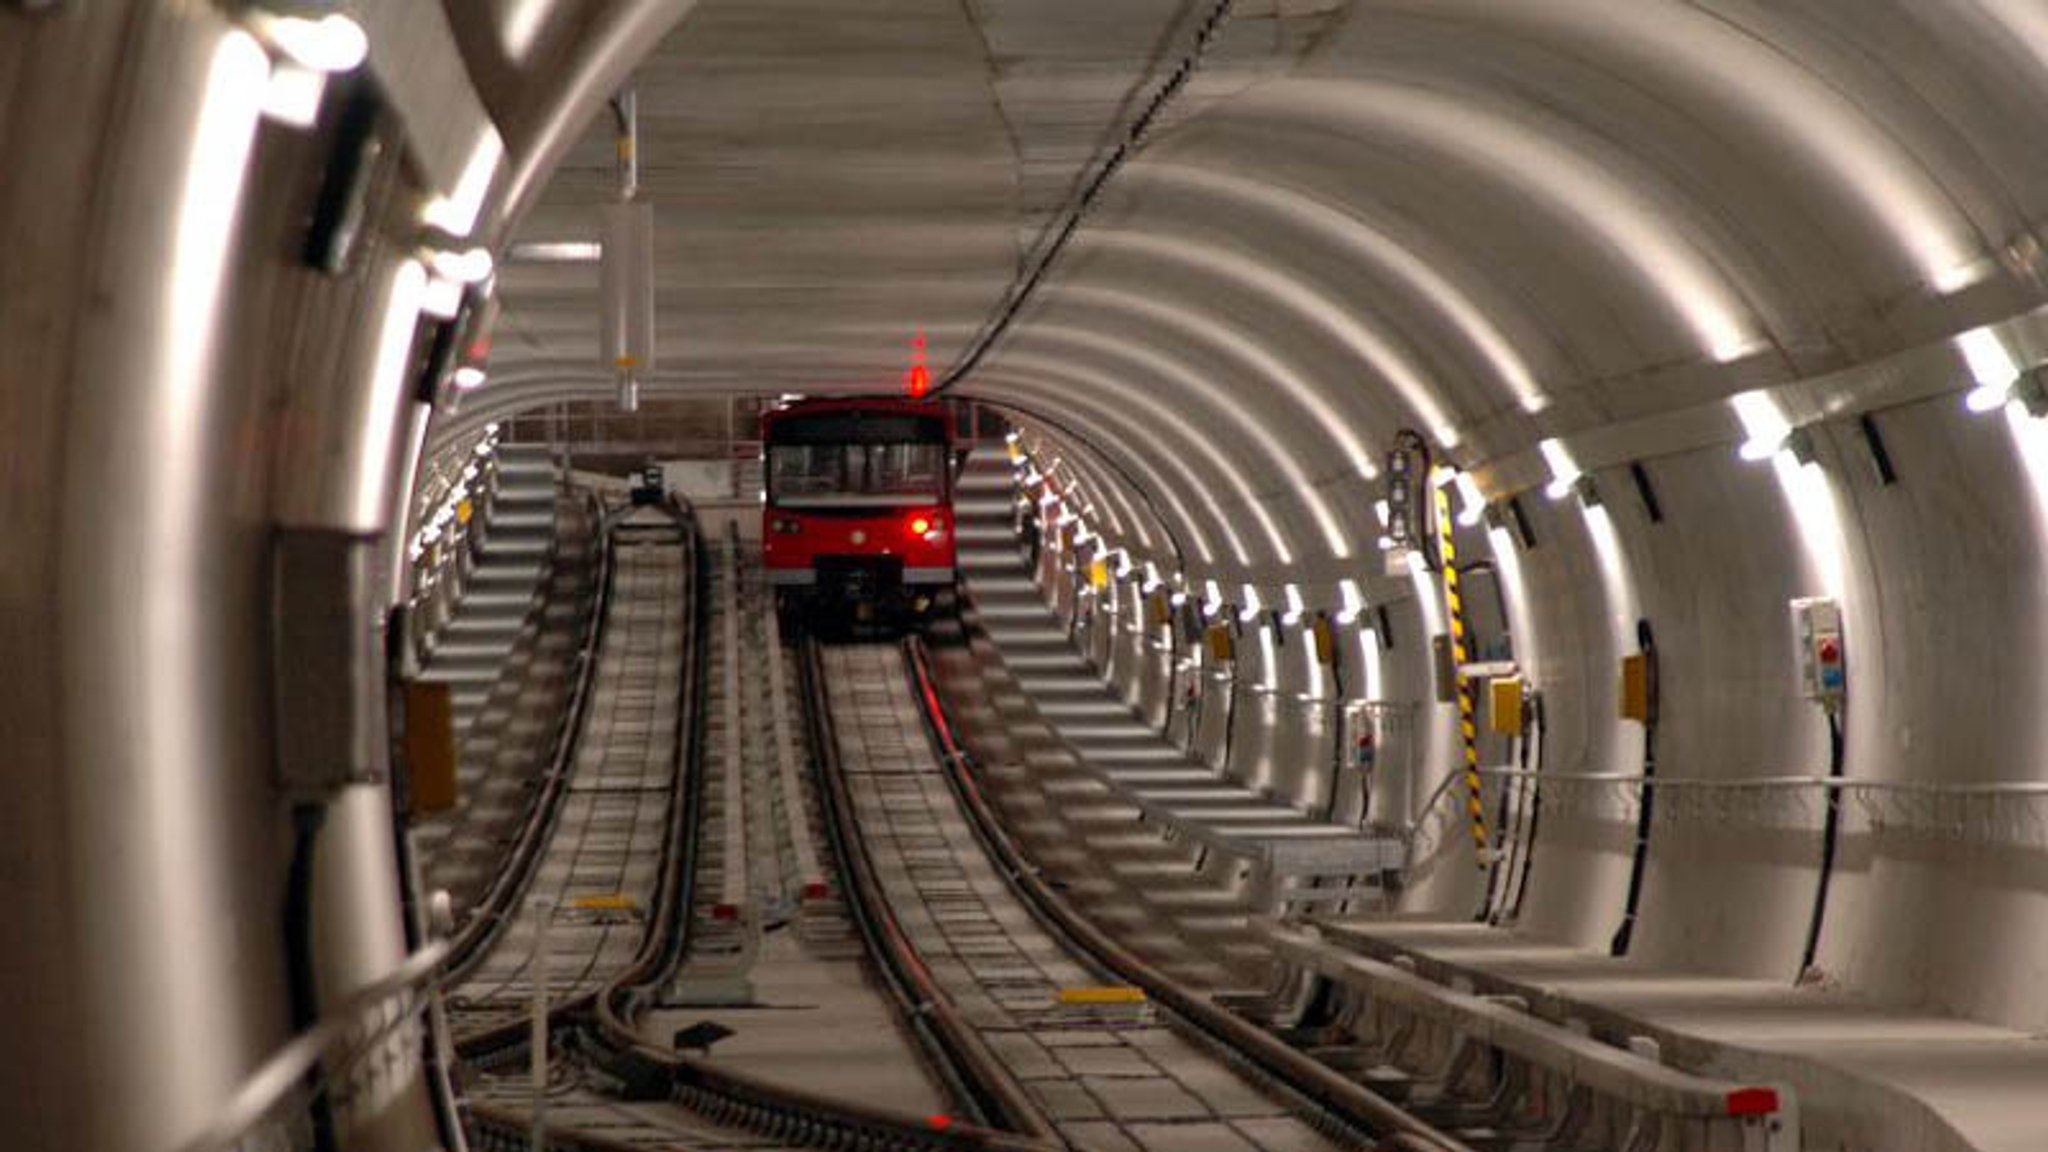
796;635;1066;1148
461;524;1055;1152
443;490;620;986
903;638;1482;1152
562;600;1055;1152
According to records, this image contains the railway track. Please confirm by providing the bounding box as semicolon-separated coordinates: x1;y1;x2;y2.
446;510;1469;1152
667;530;852;998
809;642;1383;1152
455;527;1040;1152
446;510;691;1044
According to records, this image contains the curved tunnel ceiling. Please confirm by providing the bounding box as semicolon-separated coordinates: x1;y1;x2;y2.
35;6;2048;1142
469;0;2048;581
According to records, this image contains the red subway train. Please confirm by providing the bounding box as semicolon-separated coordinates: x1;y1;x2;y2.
761;396;956;624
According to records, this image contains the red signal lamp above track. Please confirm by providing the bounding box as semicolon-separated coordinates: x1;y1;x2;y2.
905;327;931;397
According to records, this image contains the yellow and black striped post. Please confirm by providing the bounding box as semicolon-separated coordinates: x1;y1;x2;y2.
1435;477;1488;871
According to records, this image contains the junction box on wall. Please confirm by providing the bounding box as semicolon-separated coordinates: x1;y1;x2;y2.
1790;597;1845;709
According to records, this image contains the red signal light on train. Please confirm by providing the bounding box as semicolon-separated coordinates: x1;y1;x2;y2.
910;516;931;535
905;362;930;398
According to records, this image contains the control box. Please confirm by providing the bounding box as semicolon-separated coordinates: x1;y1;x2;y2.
1790;597;1846;707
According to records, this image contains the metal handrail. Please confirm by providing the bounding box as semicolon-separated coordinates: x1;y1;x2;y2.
1403;763;2048;855
187;488;615;1152
172;940;451;1152
1481;767;2048;795
442;488;617;985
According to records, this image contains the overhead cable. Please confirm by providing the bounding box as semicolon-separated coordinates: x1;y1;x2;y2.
934;0;1237;395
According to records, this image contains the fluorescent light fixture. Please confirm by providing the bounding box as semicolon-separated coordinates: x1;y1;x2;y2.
353;259;428;526
1170;590;1189;607
1303;630;1325;698
1203;579;1225;617
1967;386;2011;414
1960;327;2023;413
252;12;369;74
1731;389;1795;461
1359;626;1383;699
1282;583;1306;626
1932;258;1988;296
453;366;486;391
1406;550;1444;637
1336;579;1366;625
499;0;556;59
1961;329;2020;387
1373;499;1390;527
472;438;493;457
422;127;504;238
1710;332;1768;364
1238;584;1264;624
1141;562;1163;594
1004;430;1021;444
1452;471;1486;527
1115;551;1134;578
1539;438;1583;500
420;276;463;319
260;62;327;127
507;240;601;264
427;247;493;283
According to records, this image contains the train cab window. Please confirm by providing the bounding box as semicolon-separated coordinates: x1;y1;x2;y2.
867;442;944;494
769;441;944;503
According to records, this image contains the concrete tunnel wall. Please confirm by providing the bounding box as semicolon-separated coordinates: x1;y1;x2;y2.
918;1;2048;1046
20;0;2048;1144
997;339;2048;1034
0;2;691;1148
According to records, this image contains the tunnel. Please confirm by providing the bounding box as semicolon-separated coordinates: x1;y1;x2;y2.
6;3;2048;1151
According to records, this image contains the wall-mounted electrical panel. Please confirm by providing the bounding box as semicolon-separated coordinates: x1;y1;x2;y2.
1489;676;1525;735
1619;654;1651;722
1790;596;1846;707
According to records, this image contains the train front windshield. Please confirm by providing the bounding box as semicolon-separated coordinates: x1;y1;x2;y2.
766;411;948;506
